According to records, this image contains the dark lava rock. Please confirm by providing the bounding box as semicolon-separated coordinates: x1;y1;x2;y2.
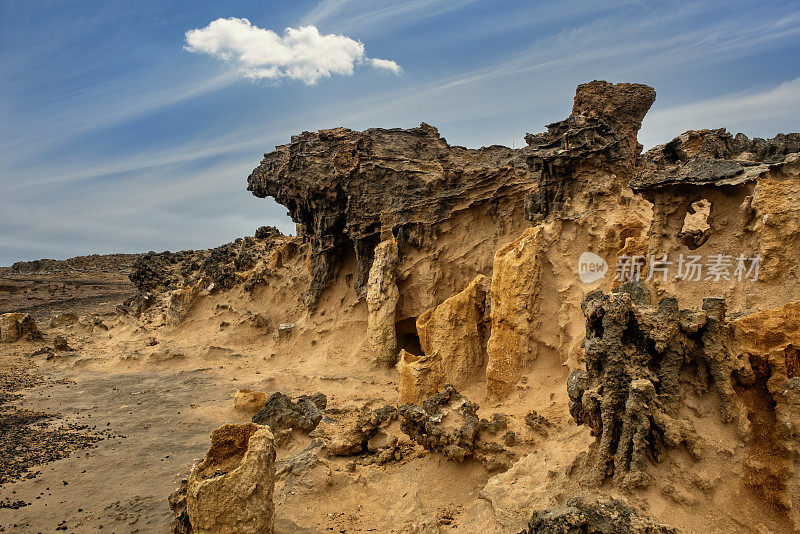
0;360;103;486
248;82;657;308
634;129;800;191
398;385;514;471
569;285;739;487
129;234;288;296
252;392;327;433
524;496;678;533
254;225;281;239
524;81;655;221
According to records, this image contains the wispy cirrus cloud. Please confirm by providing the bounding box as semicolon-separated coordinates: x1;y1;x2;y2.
300;0;478;35
184;18;401;85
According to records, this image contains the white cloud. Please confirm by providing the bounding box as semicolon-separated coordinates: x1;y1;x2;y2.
368;57;402;74
184;18;401;85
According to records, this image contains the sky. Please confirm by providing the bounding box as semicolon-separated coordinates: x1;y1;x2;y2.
1;0;800;265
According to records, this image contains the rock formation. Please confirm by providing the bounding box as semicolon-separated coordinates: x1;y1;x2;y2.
417;275;486;382
398;275;487;402
0;313;42;343
524;496;678;534
486;228;545;397
365;237;400;366
179;423;276;534
524;81;656;221
130;232;289;295
247;123;530;308
731;300;800;517
167;285;202;325
13;78;800;533
251;392;327;434
634;129;800;284
314;404;398;457
399;385;515;471
568;286;745;487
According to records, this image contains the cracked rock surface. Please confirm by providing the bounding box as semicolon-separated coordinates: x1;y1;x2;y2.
252;392;327;434
399;385;515;471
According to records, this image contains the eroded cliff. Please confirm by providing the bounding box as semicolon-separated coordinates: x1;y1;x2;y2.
4;80;800;534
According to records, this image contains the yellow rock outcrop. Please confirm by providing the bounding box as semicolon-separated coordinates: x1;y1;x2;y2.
186;423;276;534
751;157;800;281
398;275;487;403
167;285;202;325
234;388;268;413
486;227;545;397
731;300;800;521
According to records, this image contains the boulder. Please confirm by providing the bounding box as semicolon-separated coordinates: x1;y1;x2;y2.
524;496;678;533
316;405;398;457
53;335;71;351
252;392;327;433
399;385;514;471
397;349;441;405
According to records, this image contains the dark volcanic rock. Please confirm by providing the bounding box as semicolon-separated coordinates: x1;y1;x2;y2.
0;359;104;487
398;384;514;471
248;123;531;307
10;254;139;275
248;81;657;308
524;496;678;533
634;128;800;191
252;392;327;433
254;225;281;239
524;81;655;221
569;285;740;487
129;234;288;295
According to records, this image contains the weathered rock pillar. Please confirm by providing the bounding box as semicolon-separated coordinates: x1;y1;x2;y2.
366;237;400;366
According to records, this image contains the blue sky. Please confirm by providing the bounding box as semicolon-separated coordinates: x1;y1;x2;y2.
2;0;799;265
